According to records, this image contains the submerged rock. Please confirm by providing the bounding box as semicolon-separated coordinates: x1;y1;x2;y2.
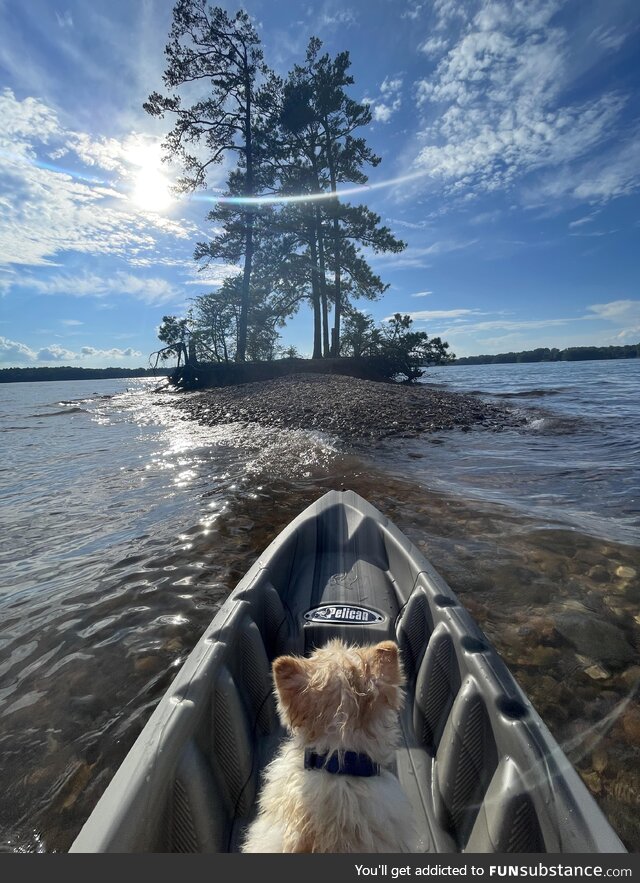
554;612;635;668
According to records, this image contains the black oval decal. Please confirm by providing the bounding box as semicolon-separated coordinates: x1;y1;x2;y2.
304;604;385;625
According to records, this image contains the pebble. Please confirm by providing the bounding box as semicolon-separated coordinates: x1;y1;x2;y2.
616;566;637;580
584;663;610;680
165;373;527;442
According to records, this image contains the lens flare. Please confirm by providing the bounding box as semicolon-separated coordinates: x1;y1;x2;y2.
190;169;430;206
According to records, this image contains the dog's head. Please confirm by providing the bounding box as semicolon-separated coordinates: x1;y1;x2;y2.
271;639;404;753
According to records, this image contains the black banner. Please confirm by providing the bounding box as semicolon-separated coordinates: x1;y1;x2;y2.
3;852;639;883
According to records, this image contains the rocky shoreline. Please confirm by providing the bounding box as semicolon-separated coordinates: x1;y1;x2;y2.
163;372;526;441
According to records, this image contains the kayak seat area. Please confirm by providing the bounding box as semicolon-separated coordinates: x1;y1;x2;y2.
395;577;559;853
70;490;626;854
163;579;292;853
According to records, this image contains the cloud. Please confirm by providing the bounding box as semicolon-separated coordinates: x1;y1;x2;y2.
60;319;83;326
402;3;424;21
0;89;195;270
409;1;635;206
184;263;239;286
411;290;433;297
36;344;77;362
55;10;73;29
373;238;477;268
420;300;640;339
318;7;357;28
589;25;628;52
418;36;449;57
404;309;480;320
79;346;142;359
370;76;403;124
0;334;143;366
587;299;640;322
568;213;598;229
24;271;181;306
0;335;36;363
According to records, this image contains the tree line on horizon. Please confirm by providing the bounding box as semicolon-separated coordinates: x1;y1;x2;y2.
146;1;451;376
453;343;640;365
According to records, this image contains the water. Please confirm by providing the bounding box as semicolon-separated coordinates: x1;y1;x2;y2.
0;362;638;852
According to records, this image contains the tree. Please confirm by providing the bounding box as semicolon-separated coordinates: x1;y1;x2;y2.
340;311;381;358
380;313;455;381
154;315;192;366
274;39;404;358
284;39;384;355
144;1;268;361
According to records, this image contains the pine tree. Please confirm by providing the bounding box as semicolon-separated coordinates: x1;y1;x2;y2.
144;1;268;361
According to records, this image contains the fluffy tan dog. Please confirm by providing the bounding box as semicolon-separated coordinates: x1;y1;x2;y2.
242;638;418;853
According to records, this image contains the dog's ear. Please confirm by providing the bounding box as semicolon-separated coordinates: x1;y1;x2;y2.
370;641;404;687
272;655;309;722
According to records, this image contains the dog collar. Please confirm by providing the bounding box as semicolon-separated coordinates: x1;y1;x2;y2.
303;749;381;777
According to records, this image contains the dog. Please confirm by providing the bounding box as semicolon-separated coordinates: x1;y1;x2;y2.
241;638;418;853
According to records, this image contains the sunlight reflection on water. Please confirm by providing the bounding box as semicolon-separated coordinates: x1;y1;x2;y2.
0;372;638;852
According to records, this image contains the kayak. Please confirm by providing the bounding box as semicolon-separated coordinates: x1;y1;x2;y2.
70;490;626;853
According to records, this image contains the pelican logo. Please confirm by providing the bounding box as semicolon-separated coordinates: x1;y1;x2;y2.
304;604;385;625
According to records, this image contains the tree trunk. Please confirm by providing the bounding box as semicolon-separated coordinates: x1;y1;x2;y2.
238;214;253;362
323;117;342;357
315;206;330;358
308;224;323;360
237;55;253;363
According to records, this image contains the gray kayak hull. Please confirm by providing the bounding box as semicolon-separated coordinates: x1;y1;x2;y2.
70;490;626;853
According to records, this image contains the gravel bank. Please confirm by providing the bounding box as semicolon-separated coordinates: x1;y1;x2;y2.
165;372;525;441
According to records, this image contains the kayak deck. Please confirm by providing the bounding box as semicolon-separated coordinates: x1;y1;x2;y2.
70;490;625;853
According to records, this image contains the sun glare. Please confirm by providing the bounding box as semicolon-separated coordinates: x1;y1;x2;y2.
127;141;174;214
132;167;173;213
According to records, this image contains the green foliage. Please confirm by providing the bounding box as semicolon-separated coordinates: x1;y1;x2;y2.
156;315;190;364
341;312;455;381
147;11;415;366
455;344;640;365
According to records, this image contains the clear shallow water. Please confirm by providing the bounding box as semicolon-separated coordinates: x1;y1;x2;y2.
0;365;638;852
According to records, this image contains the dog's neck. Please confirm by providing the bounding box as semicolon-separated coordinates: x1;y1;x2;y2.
303;749;381;777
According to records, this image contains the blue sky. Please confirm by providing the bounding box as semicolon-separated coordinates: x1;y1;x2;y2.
1;0;639;367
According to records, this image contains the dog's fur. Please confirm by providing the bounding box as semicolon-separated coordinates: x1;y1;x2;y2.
241;638;418;853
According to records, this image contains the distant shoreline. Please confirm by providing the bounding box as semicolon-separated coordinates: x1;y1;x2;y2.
0;345;638;382
0;366;167;383
453;342;639;365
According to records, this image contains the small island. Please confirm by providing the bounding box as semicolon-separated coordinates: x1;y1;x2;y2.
167;371;525;442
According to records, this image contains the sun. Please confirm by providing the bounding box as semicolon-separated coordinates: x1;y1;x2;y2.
132;166;173;213
126;140;174;213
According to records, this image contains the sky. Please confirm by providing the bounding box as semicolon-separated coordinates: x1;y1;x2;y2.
0;0;639;367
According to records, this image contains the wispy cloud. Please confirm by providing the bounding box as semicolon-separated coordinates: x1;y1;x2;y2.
587;299;640;322
22;271;182;306
402;2;424;21
55;10;73;29
422;300;640;342
373;238;477;268
0;89;195;270
589;25;629;52
404;308;480;321
411;290;432;297
368;76;403;124
418;35;448;57
408;0;636;207
318;6;357;29
568;213;598;229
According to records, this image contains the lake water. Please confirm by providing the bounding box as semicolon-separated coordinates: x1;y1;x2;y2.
0;359;638;852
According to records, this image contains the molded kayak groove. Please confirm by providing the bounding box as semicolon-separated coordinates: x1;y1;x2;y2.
70;490;626;854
